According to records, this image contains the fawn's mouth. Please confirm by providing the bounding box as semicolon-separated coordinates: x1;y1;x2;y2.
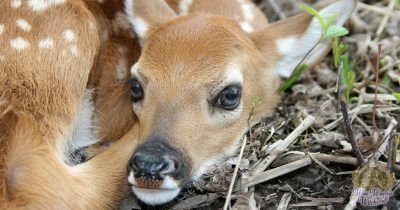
128;172;181;205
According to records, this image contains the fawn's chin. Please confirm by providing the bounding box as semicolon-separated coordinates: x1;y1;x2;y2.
131;186;181;205
128;172;181;205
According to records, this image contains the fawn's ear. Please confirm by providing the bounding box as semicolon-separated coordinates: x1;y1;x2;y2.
125;0;176;43
251;0;357;78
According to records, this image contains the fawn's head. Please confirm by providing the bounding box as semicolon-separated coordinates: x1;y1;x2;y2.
124;0;356;205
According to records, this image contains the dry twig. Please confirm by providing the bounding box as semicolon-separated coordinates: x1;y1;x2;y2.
242;158;312;188
251;115;315;175
376;0;397;36
339;96;365;165
372;44;381;131
277;193;292;210
223;136;247;210
267;0;287;20
357;2;400;19
371;118;398;162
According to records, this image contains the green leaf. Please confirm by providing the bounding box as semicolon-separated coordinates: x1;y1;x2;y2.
382;73;391;88
349;96;359;104
301;5;326;30
347;71;356;90
251;96;262;109
393;93;400;102
301;5;319;16
279;64;308;93
323;25;349;39
325;14;338;28
341;54;350;85
398;77;400;85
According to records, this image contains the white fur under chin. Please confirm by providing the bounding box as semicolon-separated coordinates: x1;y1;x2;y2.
131;187;181;205
128;172;181;205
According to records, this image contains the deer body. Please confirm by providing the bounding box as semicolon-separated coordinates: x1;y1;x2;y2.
0;0;140;208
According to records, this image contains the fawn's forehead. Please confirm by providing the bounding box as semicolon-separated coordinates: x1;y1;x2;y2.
137;15;249;86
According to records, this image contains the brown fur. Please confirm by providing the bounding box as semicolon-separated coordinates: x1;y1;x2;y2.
0;0;140;208
124;0;356;204
128;13;281;177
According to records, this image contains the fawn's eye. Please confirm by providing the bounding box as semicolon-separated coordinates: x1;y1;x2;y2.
215;85;241;110
128;78;144;102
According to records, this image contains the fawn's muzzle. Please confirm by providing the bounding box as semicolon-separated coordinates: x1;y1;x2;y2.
128;139;186;189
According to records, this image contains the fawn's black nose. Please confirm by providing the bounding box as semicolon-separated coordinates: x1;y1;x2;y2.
129;140;181;180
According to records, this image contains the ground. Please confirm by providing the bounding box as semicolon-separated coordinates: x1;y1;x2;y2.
123;0;400;209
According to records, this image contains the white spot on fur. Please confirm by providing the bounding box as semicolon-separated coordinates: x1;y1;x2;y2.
97;0;104;3
124;0;149;38
89;21;96;30
116;59;128;82
237;0;255;23
240;21;254;32
179;0;193;15
28;0;66;12
11;0;22;9
10;37;30;51
16;19;32;32
38;37;54;49
0;24;4;35
70;90;98;151
63;29;76;42
242;3;255;22
70;45;78;56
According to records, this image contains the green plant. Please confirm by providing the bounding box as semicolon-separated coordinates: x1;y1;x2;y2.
301;5;349;65
393;93;400;102
248;96;262;124
279;64;308;93
302;5;357;102
280;5;351;93
341;54;356;102
382;73;391;88
390;71;400;102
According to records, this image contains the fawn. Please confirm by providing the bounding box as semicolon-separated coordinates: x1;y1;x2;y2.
0;0;356;208
123;0;357;205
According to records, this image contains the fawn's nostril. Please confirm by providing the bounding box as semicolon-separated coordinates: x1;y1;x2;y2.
132;153;173;178
160;157;177;175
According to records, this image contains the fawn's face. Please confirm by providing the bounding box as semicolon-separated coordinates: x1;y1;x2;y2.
124;0;356;205
126;15;280;204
